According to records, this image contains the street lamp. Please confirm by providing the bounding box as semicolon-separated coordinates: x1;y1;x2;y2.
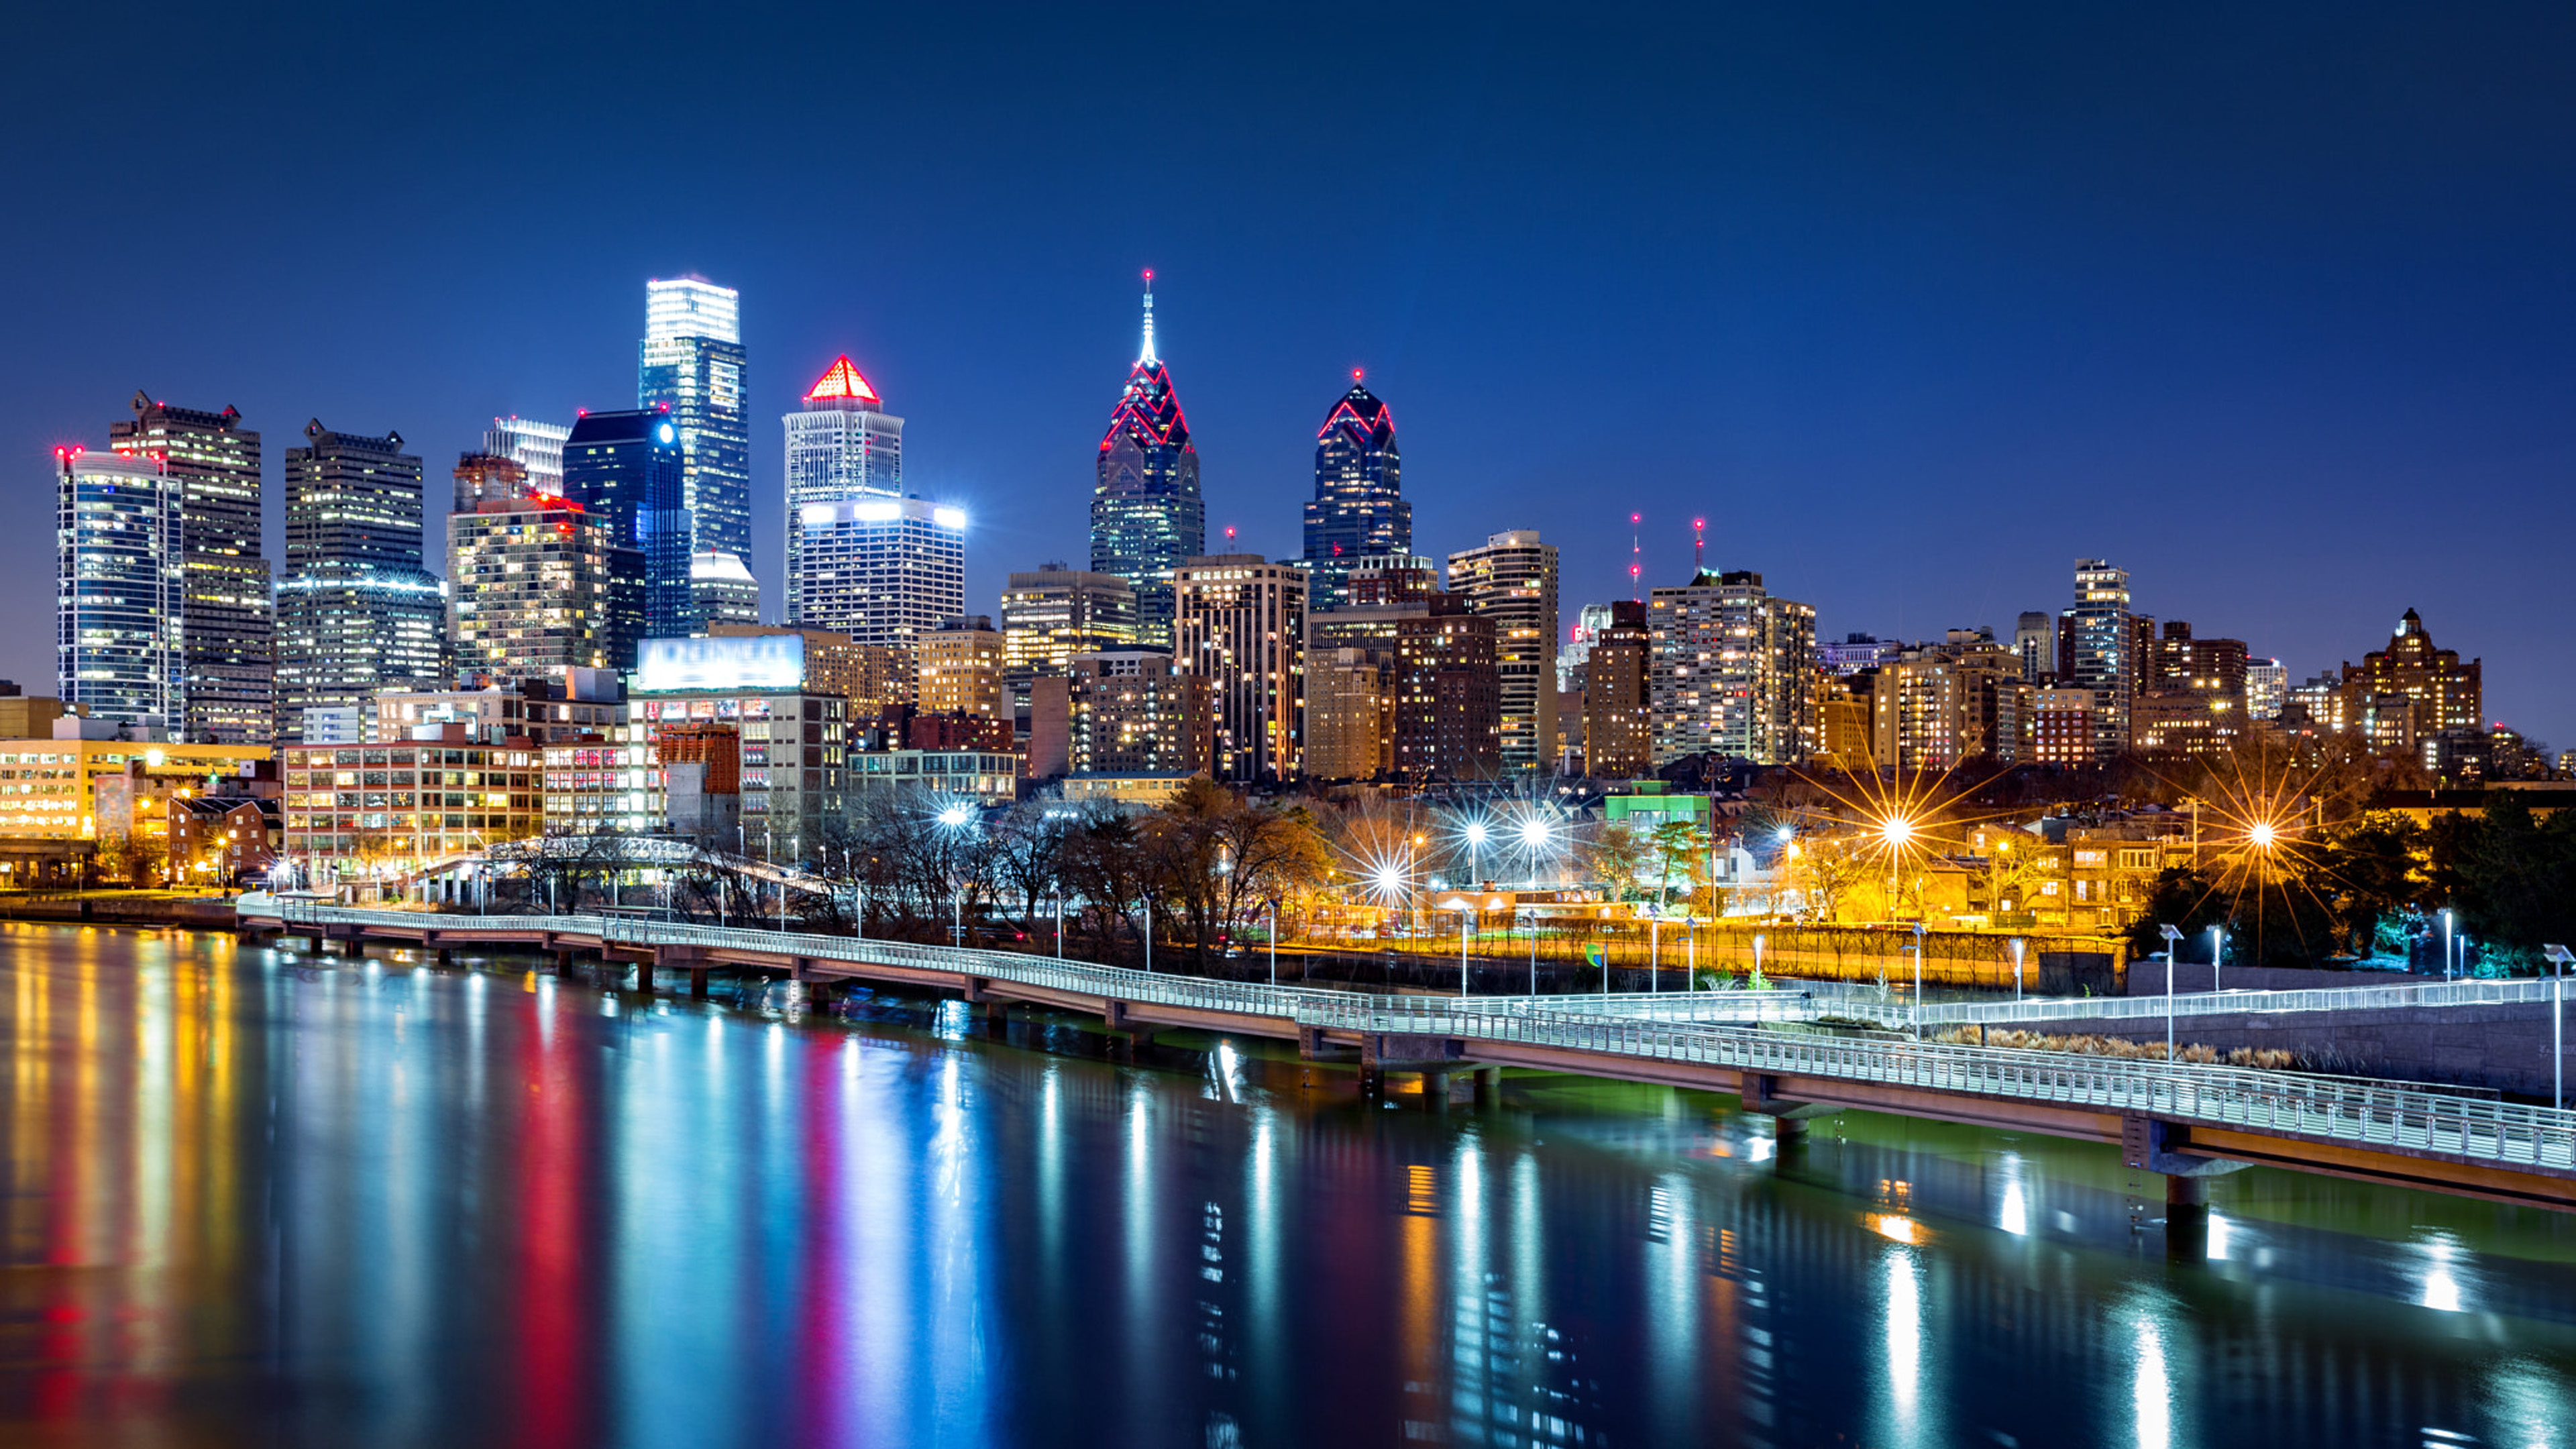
1459;900;1474;997
2009;936;2025;1002
2544;945;2571;1112
2210;924;2225;993
1464;820;1489;888
1909;920;1926;1037
2440;908;2455;981
2159;924;2184;1061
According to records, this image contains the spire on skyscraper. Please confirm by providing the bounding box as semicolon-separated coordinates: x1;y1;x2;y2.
1138;269;1157;366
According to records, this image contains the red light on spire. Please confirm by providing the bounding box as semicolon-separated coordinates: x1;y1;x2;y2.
1224;525;1236;541
1142;268;1153;283
806;355;881;405
1352;366;1364;384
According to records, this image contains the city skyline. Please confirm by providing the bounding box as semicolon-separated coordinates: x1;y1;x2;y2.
11;8;2576;745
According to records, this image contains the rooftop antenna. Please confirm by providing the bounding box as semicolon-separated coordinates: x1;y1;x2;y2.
1138;269;1158;366
1629;512;1644;602
1694;517;1707;574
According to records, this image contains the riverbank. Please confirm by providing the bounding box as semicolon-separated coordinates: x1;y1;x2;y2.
0;892;238;928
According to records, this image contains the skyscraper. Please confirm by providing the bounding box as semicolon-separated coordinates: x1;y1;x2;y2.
482;417;570;495
2063;559;2134;759
639;278;750;555
110;393;274;745
56;447;182;731
1446;530;1559;775
1648;568;1816;765
1302;373;1409;610
784;354;904;627
274;421;446;739
1090;273;1203;647
563;410;691;641
1174;554;1306;783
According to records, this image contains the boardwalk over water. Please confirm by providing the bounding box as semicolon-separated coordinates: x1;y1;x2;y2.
235;897;2576;1217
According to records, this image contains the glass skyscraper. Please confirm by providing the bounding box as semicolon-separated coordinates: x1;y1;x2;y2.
639;278;754;624
1089;274;1203;648
563;410;690;645
783;355;904;629
1303;374;1409;611
274;421;447;740
56;447;183;731
109;392;275;745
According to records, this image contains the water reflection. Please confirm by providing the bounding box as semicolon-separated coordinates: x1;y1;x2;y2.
0;922;2573;1448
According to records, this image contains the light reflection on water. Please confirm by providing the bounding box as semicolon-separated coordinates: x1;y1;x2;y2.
0;922;2572;1448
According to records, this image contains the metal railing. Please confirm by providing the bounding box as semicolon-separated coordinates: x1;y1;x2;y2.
1289;999;2576;1175
1915;976;2559;1028
244;902;2576;1177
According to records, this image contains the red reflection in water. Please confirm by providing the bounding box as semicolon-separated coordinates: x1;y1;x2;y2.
512;992;591;1449
795;1041;849;1445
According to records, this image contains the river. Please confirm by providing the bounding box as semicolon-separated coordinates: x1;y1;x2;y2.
1;921;2571;1447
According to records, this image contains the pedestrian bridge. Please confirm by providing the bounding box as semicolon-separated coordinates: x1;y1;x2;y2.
233;898;2576;1216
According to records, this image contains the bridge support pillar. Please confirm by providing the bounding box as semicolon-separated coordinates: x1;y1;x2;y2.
1420;1071;1452;1113
690;967;710;999
552;949;578;977
1296;1025;1328;1059
983;999;1010;1032
1473;1067;1502;1108
635;957;655;994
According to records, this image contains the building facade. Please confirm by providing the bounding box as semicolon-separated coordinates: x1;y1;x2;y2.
451;451;531;514
563;409;692;640
111;394;274;745
2337;609;2481;748
282;736;542;885
791;496;966;649
1032;649;1214;777
1393;602;1501;780
1647;569;1816;765
447;496;642;678
1000;567;1138;722
0;735;268;847
482;417;570;495
1090;276;1203;647
1301;375;1409;611
920;616;1008;722
1303;647;1391;780
1446;530;1559;775
1582;600;1651;778
783;354;904;627
274;422;445;741
56;449;182;731
1174;555;1307;783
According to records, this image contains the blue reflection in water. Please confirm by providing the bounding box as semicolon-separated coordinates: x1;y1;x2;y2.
0;924;2573;1448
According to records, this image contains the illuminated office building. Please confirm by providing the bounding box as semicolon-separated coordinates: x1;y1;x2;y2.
109;393;274;745
792;496;966;649
1000;566;1136;722
2063;559;2135;758
639;277;751;563
1648;568;1815;765
1302;374;1409;610
447;494;641;679
1089;273;1203;647
275;421;446;740
56;447;182;731
783;354;904;627
1446;530;1559;775
1174;554;1307;783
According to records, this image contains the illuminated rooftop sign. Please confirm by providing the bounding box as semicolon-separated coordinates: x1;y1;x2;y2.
635;634;804;694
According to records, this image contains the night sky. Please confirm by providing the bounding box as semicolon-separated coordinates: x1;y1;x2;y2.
9;5;2574;743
